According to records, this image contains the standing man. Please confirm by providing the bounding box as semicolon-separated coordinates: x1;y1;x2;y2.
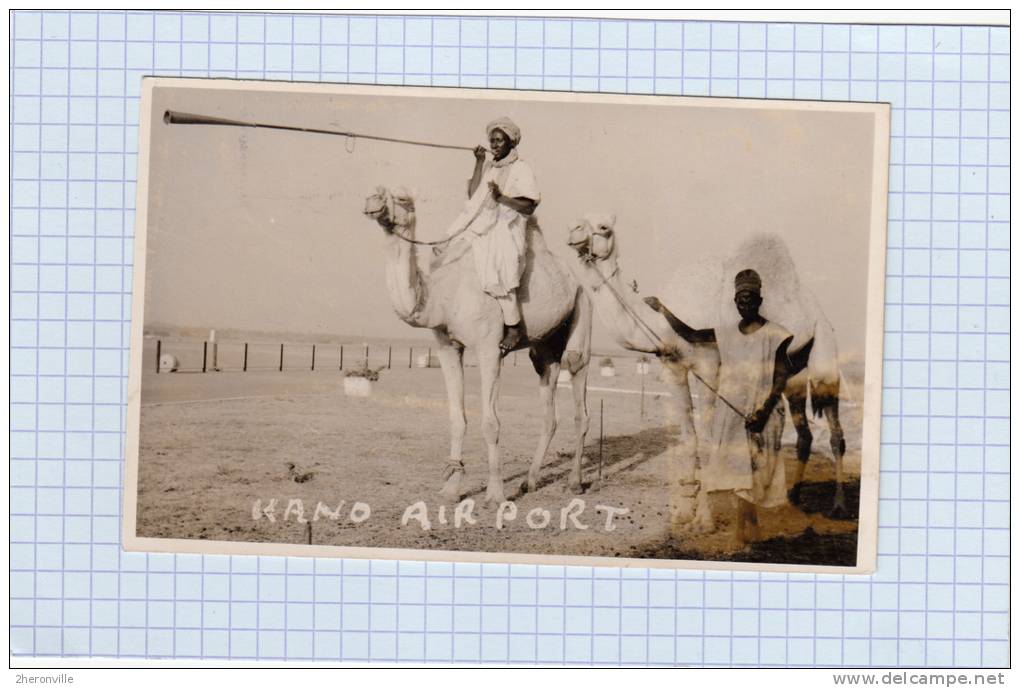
645;269;813;545
447;117;540;355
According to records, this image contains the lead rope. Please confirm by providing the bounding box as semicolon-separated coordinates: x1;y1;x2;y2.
593;262;749;419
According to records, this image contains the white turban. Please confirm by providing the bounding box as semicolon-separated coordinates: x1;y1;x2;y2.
486;117;521;145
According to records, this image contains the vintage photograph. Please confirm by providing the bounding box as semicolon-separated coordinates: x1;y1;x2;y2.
124;79;888;572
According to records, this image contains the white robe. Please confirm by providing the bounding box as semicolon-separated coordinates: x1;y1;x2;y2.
703;319;793;508
446;157;540;297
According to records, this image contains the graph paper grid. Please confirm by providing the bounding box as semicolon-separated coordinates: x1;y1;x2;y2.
9;12;1009;666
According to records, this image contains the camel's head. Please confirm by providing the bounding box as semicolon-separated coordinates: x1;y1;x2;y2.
567;213;619;267
363;186;416;233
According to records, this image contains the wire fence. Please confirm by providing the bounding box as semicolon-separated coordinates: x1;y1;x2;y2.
144;336;661;376
147;338;431;373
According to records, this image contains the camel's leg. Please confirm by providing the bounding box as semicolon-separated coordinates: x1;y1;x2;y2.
477;347;505;504
567;357;590;494
561;290;591;495
660;364;709;534
692;487;714;534
435;336;467;501
824;404;848;518
785;390;812;508
681;354;722;538
773;399;786;451
689;348;720;467
525;349;560;495
733;494;760;547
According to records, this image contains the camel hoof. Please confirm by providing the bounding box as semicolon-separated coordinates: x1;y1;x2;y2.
673;519;715;537
827;487;850;519
787;484;802;508
690;517;717;535
828;502;851;520
525;472;540;495
568;482;584;495
439;472;463;501
670;511;695;537
484;483;506;505
671;507;695;525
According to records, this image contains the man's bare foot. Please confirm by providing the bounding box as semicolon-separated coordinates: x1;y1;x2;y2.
499;323;526;356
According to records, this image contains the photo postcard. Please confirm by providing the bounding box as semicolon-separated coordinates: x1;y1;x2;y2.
124;78;889;573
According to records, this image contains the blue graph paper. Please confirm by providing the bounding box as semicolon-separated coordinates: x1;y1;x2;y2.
9;12;1009;665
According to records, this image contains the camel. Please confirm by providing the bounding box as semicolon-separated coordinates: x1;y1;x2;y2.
363;187;592;504
565;214;849;534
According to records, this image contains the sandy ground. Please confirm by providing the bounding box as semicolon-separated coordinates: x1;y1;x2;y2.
136;358;862;566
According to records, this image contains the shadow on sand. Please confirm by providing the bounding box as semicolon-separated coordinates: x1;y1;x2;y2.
636;526;859;567
636;478;863;567
460;425;678;500
797;479;861;521
459;422;861;567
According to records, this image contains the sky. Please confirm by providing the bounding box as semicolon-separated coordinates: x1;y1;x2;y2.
142;82;881;356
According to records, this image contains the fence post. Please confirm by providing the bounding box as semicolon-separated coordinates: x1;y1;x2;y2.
408;347;413;368
155;339;161;374
598;399;604;483
427;347;431;368
210;329;219;372
279;343;284;372
388;346;392;369
202;341;208;373
243;343;248;372
640;374;645;420
364;345;369;366
311;345;316;371
339;345;344;371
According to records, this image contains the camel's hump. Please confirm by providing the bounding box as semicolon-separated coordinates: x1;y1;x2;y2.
663;233;834;347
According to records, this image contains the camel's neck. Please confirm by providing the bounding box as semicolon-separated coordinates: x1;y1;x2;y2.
383;220;436;329
580;259;676;355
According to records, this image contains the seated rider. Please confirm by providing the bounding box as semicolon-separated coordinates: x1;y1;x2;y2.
449;117;540;355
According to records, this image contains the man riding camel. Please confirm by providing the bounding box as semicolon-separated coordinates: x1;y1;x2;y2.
446;117;540;355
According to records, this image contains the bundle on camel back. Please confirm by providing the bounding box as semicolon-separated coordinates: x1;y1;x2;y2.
363;187;593;504
566;215;849;544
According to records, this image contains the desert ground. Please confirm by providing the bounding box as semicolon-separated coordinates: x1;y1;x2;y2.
135;337;863;567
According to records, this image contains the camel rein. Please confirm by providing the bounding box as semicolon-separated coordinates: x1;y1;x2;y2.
390;224;469;247
590;261;749;419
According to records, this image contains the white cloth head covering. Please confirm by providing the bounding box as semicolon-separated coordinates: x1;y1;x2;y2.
486;117;521;145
